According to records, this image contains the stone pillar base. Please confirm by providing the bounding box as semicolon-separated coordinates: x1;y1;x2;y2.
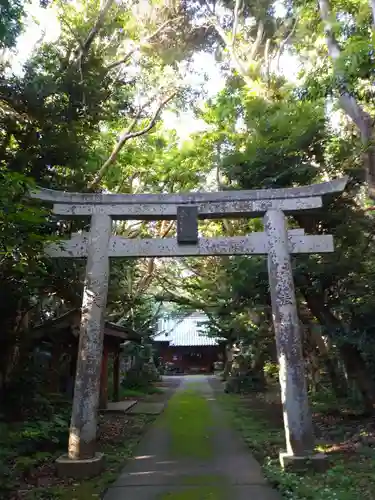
56;452;105;478
279;452;329;473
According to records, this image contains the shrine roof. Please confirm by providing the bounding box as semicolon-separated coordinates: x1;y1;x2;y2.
153;314;225;347
31;309;141;342
154;331;221;347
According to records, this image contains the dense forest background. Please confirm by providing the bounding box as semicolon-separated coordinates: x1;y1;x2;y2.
2;0;375;498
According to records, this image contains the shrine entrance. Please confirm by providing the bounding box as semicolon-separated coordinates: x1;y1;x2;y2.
31;177;347;476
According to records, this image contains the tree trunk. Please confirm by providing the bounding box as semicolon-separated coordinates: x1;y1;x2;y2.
252;350;267;388
318;0;375;197
1;308;30;392
309;326;348;398
338;343;375;413
305;293;375;413
223;344;233;380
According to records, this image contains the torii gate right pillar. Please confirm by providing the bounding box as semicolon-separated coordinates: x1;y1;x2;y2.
264;209;327;471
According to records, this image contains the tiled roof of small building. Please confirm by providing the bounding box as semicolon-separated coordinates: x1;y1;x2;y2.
154;315;224;347
154;331;220;346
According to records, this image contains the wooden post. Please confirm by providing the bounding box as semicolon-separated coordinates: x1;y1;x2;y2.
99;345;109;409
113;349;120;402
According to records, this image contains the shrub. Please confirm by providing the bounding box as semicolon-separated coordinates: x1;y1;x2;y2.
121;362;160;391
224;371;266;394
1;354;54;422
264;362;279;382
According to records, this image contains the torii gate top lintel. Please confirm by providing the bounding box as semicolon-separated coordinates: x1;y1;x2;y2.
30;177;348;220
32;177;348;257
31;177;347;204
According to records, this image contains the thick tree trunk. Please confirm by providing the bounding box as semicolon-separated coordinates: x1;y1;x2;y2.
305;294;375;413
318;0;375;197
338;343;375;413
223;344;233;380
252;353;266;389
309;326;348;398
1;309;30;392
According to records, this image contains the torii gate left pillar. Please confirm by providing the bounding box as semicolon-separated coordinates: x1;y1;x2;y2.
51;213;112;477
68;214;111;463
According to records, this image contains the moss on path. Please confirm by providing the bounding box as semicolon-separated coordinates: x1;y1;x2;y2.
101;376;279;500
160;383;229;498
162;387;215;459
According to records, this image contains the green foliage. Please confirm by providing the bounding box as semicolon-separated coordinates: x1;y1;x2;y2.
264;362;279;382
1;362;53;421
120;386;162;398
8;414;69;454
219;391;375;500
224;371;265;394
2;2;375;497
173;72;375;407
1;49;131;188
0;408;69;496
0;0;28;49
0;410;154;499
0;170;55;400
121;341;161;391
0;169;48;251
121;363;160;391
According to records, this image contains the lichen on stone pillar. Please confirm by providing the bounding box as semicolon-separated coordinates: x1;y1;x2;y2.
68;214;112;460
264;209;314;456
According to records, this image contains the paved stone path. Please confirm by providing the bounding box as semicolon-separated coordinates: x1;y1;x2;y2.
102;401;138;413
127;402;166;415
103;375;281;500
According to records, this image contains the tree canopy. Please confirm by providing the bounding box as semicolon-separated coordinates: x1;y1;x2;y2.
2;0;375;429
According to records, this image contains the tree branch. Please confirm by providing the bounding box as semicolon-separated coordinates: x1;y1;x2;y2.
276;17;298;73
135;220;175;295
318;0;375;195
72;0;115;66
140;302;163;330
89;91;177;189
106;17;182;72
155;292;214;312
203;0;258;87
249;20;264;61
264;37;271;83
318;0;370;130
232;0;242;43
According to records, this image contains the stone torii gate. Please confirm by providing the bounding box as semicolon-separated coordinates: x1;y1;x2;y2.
31;177;347;477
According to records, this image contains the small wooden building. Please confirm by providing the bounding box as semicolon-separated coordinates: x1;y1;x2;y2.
31;309;140;408
153;314;225;374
